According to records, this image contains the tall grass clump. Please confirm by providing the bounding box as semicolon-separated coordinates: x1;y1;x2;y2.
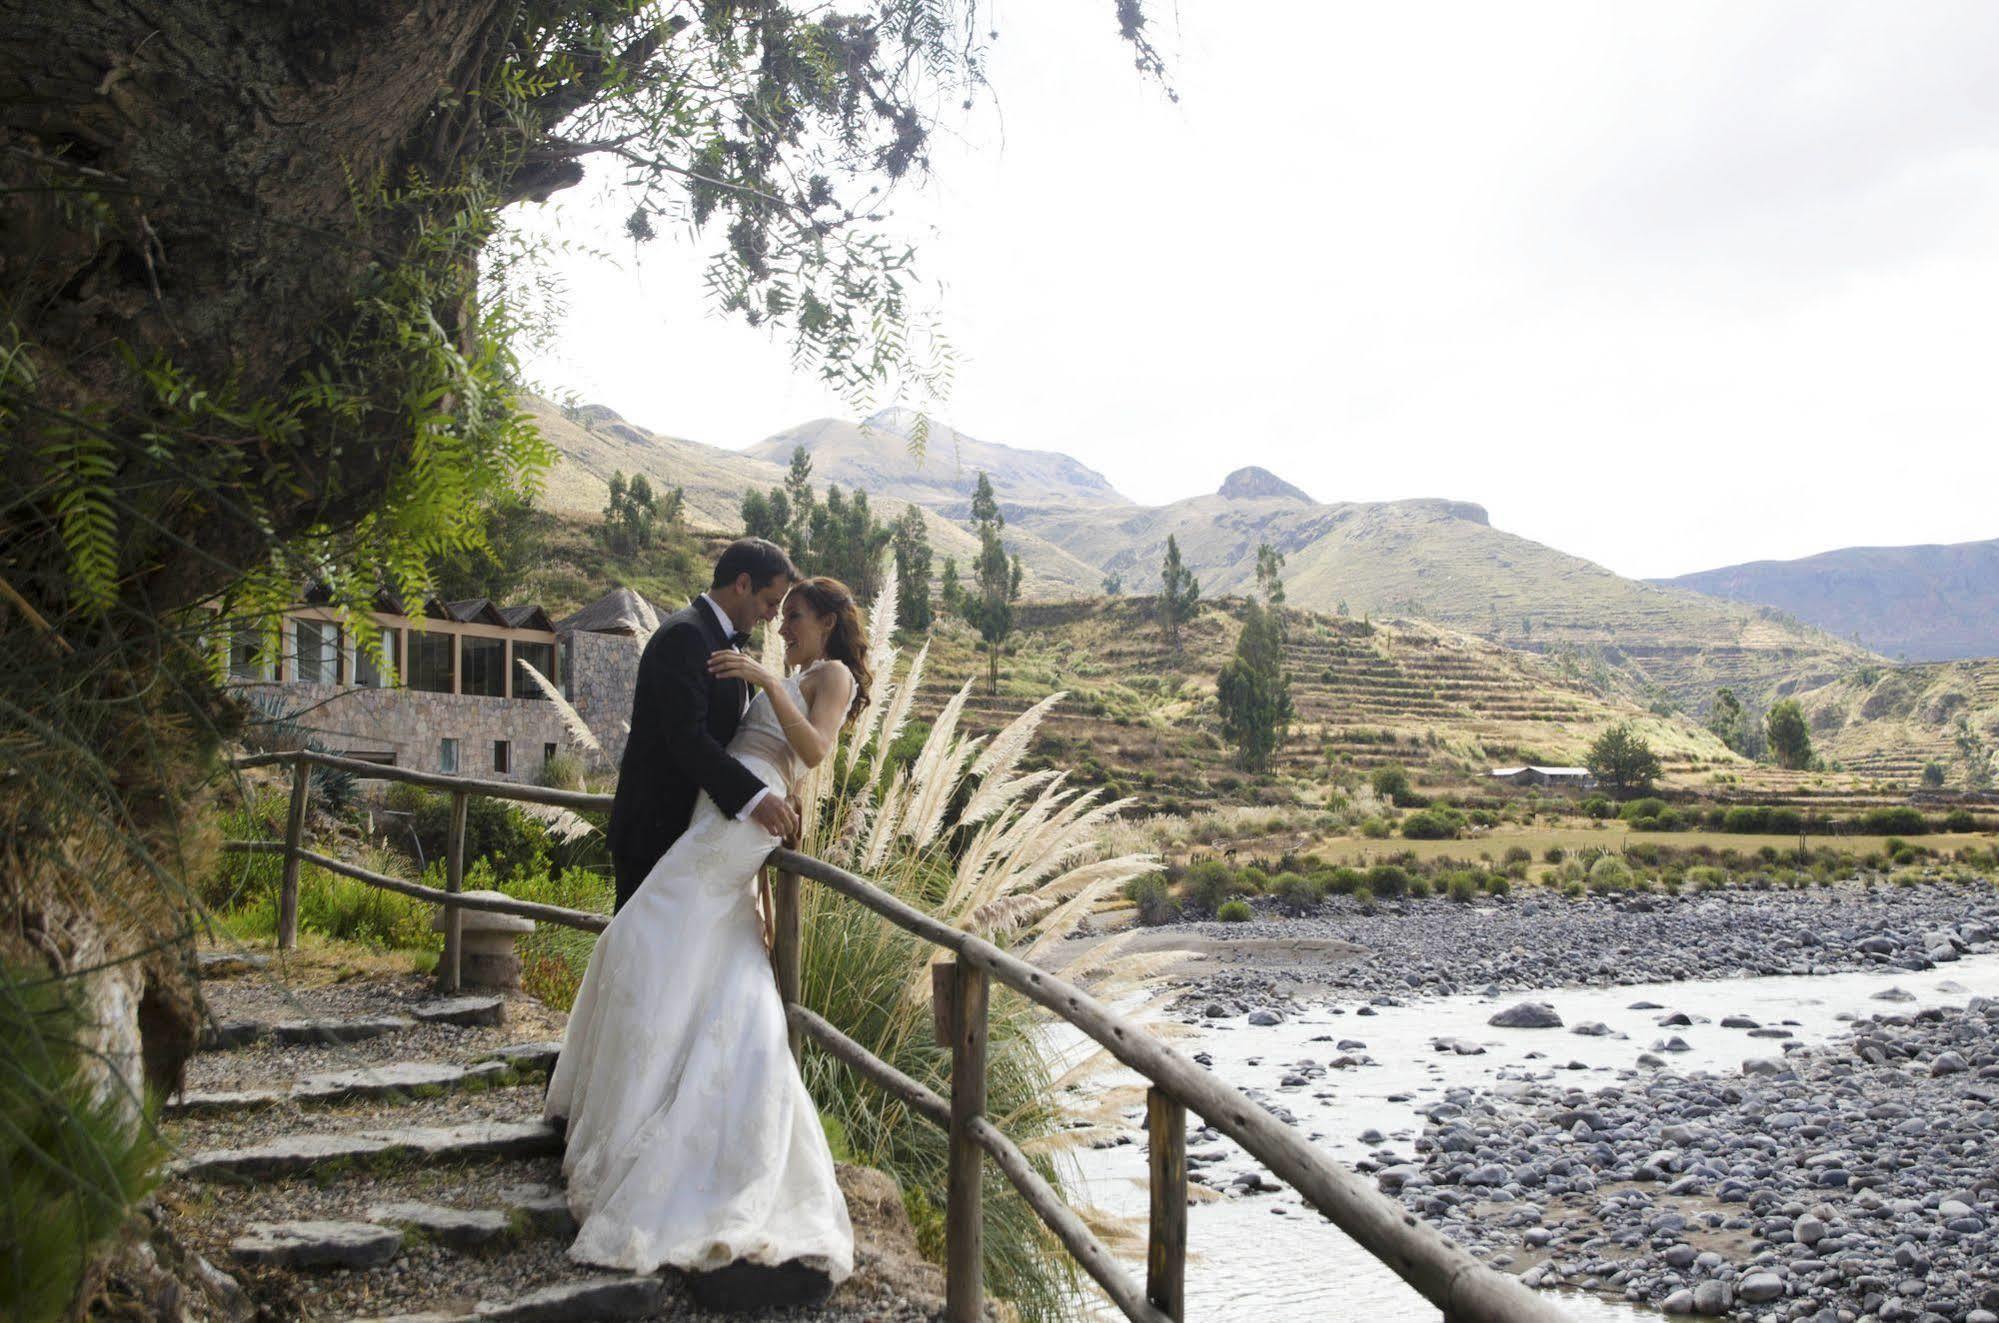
784;564;1160;1323
1;960;162;1323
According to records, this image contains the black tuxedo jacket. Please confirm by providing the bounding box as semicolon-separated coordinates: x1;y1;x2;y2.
605;599;767;912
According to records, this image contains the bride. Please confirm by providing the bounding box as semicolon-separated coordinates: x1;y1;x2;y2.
544;576;869;1306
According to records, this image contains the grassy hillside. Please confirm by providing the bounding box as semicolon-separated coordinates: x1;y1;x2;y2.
524;397;1104;597
1657;538;1999;662
897;596;1746;814
1794;659;1999;789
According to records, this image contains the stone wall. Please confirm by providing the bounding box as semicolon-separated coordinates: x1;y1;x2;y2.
245;681;572;781
565;630;645;769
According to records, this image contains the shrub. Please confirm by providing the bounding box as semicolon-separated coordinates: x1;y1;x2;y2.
1364;864;1409;898
1322;867;1363;895
1893;847;1920;866
1269;872;1323;916
1943;809;1977;833
1588;856;1634;892
1216;899;1253;922
1861;806;1929;836
1370;766;1413;805
1501;845;1532;866
1182;861;1243;915
1580;795;1614;819
1723;805;1770;833
1766;807;1805;835
538;750;588;791
1626;841;1662;866
1687;865;1725;890
1401;810;1459;840
1236;866;1269;895
1359;817;1393;839
1351;884;1377;914
1406;875;1434;899
1619;797;1668;823
1484;874;1511;897
1446;873;1478;904
1127;876;1182;926
1543;846;1566;864
1560;878;1586;899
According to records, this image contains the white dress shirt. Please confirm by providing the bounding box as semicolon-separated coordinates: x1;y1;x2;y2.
699;593;770;822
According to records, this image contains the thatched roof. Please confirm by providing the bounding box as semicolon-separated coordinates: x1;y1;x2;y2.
556;586;666;637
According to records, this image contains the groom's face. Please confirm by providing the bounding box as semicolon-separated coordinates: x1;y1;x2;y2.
749;578;790;625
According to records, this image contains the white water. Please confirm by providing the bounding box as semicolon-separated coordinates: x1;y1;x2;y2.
1064;955;1999;1321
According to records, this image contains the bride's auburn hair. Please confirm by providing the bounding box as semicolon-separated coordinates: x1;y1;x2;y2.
788;576;872;722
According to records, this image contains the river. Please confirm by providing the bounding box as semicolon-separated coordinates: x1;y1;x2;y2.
1064;955;1999;1320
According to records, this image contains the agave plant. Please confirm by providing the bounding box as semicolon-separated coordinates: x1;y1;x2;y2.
776;560;1162;1323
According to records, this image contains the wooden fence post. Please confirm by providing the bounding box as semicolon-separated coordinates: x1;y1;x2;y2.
934;958;989;1323
1146;1087;1188;1320
277;756;311;951
439;790;468;992
771;867;802;1063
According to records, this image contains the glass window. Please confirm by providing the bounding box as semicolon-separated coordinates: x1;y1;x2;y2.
229;627;268;681
493;740;511;774
295;619;337;684
461;636;507;698
513;641;555;700
354;627;401;688
439;738;459;774
543;742;558;766
409;630;454;693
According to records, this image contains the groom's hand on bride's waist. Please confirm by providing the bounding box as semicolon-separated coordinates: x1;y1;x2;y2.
750;794;798;841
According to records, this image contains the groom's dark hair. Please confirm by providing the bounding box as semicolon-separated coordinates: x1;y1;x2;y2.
711;537;798;591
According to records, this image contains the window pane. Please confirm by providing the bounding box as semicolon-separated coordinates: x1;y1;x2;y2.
296;619;336;684
355;628;400;688
461;637;506;698
409;631;454;693
229;628;267;681
439;738;459;773
513;642;555;700
493;740;510;774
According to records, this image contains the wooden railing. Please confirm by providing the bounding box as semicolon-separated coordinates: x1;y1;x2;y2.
224;749;1568;1323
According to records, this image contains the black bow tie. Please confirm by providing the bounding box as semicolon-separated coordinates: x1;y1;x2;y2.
729;630;752;649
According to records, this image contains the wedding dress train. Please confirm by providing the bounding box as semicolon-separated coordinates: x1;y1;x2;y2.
544;666;854;1282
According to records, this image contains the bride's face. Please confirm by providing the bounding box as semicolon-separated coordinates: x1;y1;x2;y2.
777;595;835;667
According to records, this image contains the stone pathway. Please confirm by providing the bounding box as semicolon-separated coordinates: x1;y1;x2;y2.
159;953;950;1322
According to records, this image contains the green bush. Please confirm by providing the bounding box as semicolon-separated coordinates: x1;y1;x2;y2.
1269;872;1323;915
1351;884;1376;914
1723;805;1770;833
1626;841;1661;866
1619;797;1668;823
1893;847;1920;866
1861;806;1929;836
1588;855;1634;892
1767;807;1805;835
1364;864;1410;898
1359;817;1393;839
1580;795;1614;819
1687;865;1725;890
1943;809;1978;833
1236;867;1269;895
1445;873;1478;904
1501;845;1532;865
1216;899;1253;922
1560;878;1586;899
1182;860;1243;915
1322;867;1362;895
1542;846;1565;864
1483;873;1511;897
1400;809;1459;840
1370;765;1413;805
1126;876;1181;927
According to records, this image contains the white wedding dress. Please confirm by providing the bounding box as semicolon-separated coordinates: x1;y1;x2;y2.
544;662;854;1281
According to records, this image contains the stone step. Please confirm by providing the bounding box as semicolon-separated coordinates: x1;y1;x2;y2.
171;1120;560;1181
475;1041;561;1074
198;950;273;978
197;997;506;1053
227;1183;580;1273
167;1058;522;1118
347;1274;665;1323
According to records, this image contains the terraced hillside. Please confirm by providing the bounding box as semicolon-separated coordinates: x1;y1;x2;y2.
1794;659;1999;789
896;598;1744;811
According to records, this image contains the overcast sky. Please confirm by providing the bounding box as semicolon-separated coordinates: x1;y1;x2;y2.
514;1;1999;581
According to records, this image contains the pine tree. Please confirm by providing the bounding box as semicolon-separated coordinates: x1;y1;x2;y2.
784;445;816;559
1216;600;1292;770
892;506;934;632
1254;542;1286;606
1766;700;1814;770
1158;535;1201;651
939;558;963;613
1707;687;1750;755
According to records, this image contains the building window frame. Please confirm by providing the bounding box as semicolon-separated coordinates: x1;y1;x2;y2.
439;737;460;774
492;740;511;775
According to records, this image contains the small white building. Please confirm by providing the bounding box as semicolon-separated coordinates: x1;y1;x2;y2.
1488;765;1596;789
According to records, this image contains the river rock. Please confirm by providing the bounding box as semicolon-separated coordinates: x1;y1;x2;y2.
1489;1002;1563;1029
1737;1271;1785;1303
1570;1021;1610;1036
1247;1008;1284;1026
1692;1280;1732;1314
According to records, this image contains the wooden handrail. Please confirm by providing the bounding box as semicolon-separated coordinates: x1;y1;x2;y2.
221;749;1567;1323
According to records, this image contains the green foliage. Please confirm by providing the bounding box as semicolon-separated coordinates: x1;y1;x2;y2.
600;471;681;558
1182;860;1245;915
1100;571;1123;596
0;961;163;1323
1400;807;1464;840
1364;863;1409;898
1942;808;1977;833
891;505;934;632
1580;795;1614;819
1588;855;1634;892
1254;542;1286;606
1370;765;1415;806
1706;687;1755;757
1922;760;1947;789
1619;797;1668;823
1157;534;1200;650
1269;872;1322;915
1587;722;1662;797
1445;872;1478;904
1216;899;1253;922
1352;884;1377;913
961;473;1019;694
1860;806;1929;836
1125;876;1181;926
1766;699;1814;771
1215;600;1291;771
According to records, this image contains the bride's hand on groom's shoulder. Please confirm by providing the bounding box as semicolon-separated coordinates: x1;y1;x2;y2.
707;649;777;689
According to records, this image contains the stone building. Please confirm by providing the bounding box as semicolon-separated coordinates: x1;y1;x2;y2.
226;586;666;781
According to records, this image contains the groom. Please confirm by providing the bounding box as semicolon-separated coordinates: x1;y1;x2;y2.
607;538;802;913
